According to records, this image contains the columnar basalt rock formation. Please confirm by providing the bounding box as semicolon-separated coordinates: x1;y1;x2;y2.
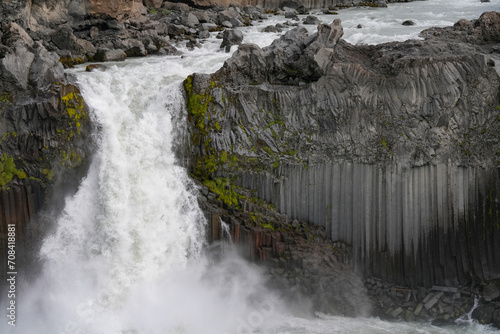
185;12;500;288
0;21;92;278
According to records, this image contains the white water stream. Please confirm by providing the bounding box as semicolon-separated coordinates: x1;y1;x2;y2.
2;0;500;333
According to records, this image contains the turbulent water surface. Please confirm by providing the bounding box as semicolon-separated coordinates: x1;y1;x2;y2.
3;0;500;333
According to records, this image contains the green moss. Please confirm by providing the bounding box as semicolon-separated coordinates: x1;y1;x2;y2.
1;92;13;103
381;138;388;148
220;151;228;163
1;131;17;141
59;56;86;69
263;146;274;156
259;223;275;230
203;177;239;207
0;154;27;189
42;168;55;181
184;76;212;136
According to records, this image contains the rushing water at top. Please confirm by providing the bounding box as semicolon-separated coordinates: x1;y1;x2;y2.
2;0;500;333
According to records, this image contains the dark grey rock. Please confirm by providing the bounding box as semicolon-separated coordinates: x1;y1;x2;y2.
483;281;500;302
123;39;147;57
221;21;233;29
29;42;64;92
303;15;321;25
218;8;240;25
220;29;243;53
51;24;96;56
93;48;126;62
402;20;415;26
198;30;211;39
262;25;283;33
85;64;107;72
183;13;200;28
1;22;33;48
1;45;35;90
201;23;218;32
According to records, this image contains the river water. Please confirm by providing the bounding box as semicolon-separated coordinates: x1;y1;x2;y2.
3;0;500;333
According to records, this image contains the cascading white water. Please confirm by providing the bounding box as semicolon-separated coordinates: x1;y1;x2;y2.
2;0;500;333
3;56;284;334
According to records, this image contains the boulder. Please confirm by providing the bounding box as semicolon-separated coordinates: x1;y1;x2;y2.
93;48;127;62
192;10;212;24
29;42;65;92
284;10;298;20
220;29;244;53
262;25;283;33
221;44;267;83
420;11;500;44
85;64;107;72
144;0;163;9
162;1;190;12
483;281;500;302
88;0;145;20
123;39;147;57
168;24;188;37
0;46;35;90
473;305;496;324
201;23;218;31
402;20;415;26
218;8;240;25
183;13;200;28
157;43;181;56
303;15;320;25
378;0;388;7
52;24;96;56
1;22;34;48
229;18;244;28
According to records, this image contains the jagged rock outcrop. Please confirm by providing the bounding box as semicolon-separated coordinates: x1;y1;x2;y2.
185;12;500;292
0;22;92;278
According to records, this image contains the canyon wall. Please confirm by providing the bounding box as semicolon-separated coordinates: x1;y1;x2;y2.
236;163;500;286
0;22;92;278
186;12;500;286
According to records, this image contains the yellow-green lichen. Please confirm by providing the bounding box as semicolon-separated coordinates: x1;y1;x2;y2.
61;149;82;168
0;154;27;189
61;91;86;134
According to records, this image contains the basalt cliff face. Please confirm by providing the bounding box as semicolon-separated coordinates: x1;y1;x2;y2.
0;21;92;277
186;12;500;288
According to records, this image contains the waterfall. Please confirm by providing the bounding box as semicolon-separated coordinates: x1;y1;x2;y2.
2;59;278;334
